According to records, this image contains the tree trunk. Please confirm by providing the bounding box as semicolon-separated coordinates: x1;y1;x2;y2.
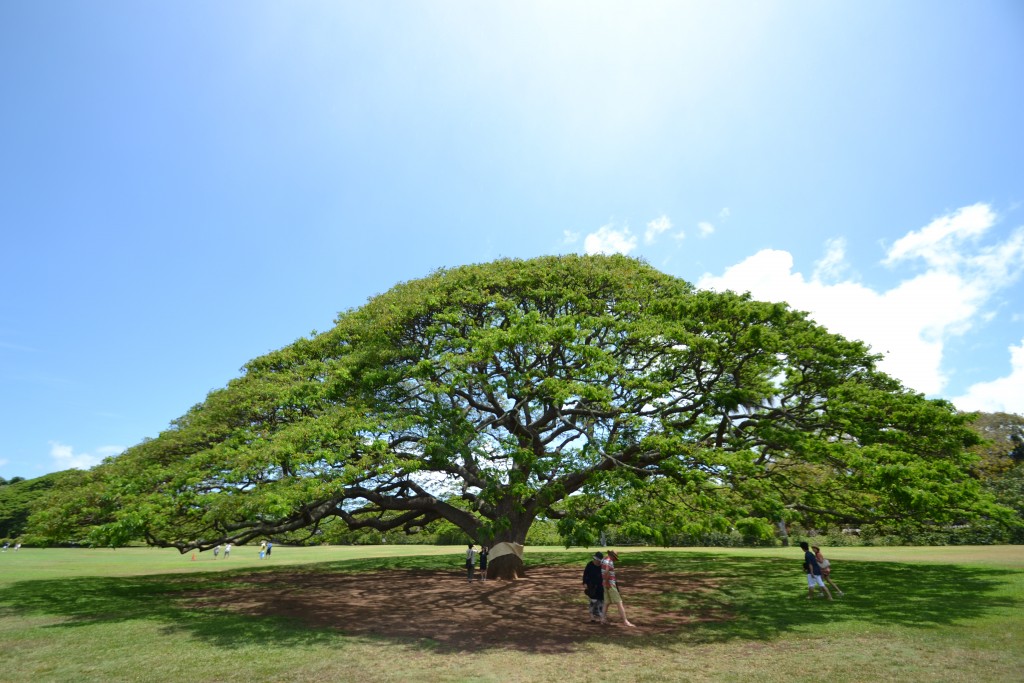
776;519;790;547
486;544;525;580
484;524;529;580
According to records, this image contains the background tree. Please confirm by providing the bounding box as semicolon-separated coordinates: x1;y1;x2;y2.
964;412;1024;543
29;255;1007;576
0;471;77;541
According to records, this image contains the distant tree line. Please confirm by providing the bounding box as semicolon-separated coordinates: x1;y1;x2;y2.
0;471;82;541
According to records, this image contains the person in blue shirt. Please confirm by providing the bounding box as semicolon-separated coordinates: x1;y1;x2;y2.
800;541;833;600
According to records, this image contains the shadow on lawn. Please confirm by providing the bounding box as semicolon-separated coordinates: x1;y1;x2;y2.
0;571;340;649
618;552;1019;646
0;551;1017;653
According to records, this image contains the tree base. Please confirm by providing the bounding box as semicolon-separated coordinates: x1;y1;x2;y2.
485;541;526;580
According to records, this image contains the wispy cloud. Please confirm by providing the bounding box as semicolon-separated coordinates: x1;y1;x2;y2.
49;441;123;471
0;341;40;352
813;237;849;282
644;215;673;244
697;221;716;238
698;204;1024;410
584;223;637;255
884;203;995;268
563;229;580;245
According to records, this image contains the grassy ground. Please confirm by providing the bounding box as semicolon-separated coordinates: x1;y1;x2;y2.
0;544;1020;682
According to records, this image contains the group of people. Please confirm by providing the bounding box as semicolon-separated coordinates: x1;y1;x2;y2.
211;543;232;558
579;542;844;626
800;541;844;600
206;541;278;559
465;543;489;581
581;550;635;627
461;540;842;628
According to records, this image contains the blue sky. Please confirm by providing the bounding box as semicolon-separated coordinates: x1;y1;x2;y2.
2;1;1022;479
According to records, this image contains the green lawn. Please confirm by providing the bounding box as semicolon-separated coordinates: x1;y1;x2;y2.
0;544;1020;682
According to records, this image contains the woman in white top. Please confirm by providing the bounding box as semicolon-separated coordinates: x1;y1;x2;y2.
813;545;844;596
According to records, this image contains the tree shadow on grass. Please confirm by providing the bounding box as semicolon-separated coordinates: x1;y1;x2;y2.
620;552;1020;647
0;571;340;650
0;552;1017;654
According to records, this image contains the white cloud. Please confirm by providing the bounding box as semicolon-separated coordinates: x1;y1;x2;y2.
49;441;123;471
951;340;1024;414
884;203;995;268
813;237;849;282
563;229;580;244
719;208;731;220
698;221;715;237
644;215;673;244
697;204;1024;405
584;223;637;255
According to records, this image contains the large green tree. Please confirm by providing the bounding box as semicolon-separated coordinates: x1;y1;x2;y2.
0;471;76;540
30;255;1003;576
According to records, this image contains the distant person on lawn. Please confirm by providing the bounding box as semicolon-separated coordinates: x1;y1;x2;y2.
800;541;833;600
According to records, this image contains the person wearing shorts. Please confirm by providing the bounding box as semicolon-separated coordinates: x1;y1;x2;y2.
813;545;844;596
800;541;833;600
601;550;635;627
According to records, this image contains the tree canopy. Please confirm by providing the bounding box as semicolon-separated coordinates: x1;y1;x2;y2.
30;255;1007;575
0;470;76;540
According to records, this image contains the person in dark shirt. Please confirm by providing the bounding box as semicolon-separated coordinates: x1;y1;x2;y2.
800;541;833;600
582;552;605;623
478;545;489;581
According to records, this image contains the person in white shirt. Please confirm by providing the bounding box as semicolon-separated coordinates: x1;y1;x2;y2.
465;544;477;582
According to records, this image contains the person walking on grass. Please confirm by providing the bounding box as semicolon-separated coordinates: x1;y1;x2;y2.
224;543;231;558
601;550;635;627
813;545;844;596
466;543;477;582
582;552;605;623
800;541;833;600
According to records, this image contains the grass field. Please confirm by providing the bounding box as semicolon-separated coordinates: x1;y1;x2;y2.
0;544;1021;682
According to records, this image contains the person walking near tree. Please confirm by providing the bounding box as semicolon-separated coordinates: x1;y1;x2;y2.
813;545;843;596
582;552;605;623
800;541;833;600
601;550;635;627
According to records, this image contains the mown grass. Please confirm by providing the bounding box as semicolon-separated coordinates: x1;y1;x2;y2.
0;545;1020;682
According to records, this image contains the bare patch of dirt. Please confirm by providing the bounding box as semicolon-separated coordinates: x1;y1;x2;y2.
182;565;731;653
